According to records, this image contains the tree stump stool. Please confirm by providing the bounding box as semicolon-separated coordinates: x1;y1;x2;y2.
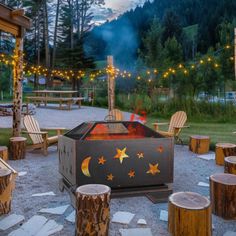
9;137;27;160
210;173;236;219
0;146;8;161
189;135;210;154
0;168;12;214
225;156;236;175
215;143;236;166
75;184;111;236
168;192;211;236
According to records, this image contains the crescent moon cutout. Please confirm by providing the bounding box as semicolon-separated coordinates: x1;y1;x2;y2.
81;156;91;177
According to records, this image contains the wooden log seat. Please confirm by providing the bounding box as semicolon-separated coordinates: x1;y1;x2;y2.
168;192;211;236
76;184;111;236
9;137;27;160
26;96;84;110
0;146;8;161
215;143;236;166
210;173;236;219
0;159;17;215
189;135;210;154
225;156;236;174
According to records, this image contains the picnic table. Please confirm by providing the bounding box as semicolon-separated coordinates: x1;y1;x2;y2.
26;90;84;110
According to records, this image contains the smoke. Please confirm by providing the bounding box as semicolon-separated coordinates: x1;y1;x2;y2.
96;17;139;68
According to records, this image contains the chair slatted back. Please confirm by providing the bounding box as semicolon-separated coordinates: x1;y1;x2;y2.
23;115;43;144
110;109;124;121
168;111;187;133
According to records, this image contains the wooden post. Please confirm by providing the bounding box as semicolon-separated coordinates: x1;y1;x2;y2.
107;56;115;114
224;156;236;174
13;36;24;137
75;184;111;236
0;146;8;161
168;192;211;236
210;173;236;219
0;168;12;215
9;137;26;160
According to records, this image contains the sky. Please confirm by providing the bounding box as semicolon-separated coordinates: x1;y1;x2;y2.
92;0;148;25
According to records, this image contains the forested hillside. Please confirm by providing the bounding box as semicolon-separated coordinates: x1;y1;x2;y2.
86;0;236;66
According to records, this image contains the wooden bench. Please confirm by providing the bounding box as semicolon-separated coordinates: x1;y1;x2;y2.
26;96;84;110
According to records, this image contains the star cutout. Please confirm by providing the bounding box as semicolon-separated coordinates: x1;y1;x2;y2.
137;152;144;159
146;163;160;175
107;173;114;181
128;170;135;178
114;147;129;164
98;156;106;165
157;146;164;153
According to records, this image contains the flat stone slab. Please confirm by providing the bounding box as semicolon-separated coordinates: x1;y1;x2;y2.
137;219;147;225
39;205;69;215
32;192;56;197
9;215;63;236
119;228;153;236
18;171;27;177
66;211;75;223
198;182;209;187
197;154;215;160
0;214;25;231
111;211;135;225
159;210;168;222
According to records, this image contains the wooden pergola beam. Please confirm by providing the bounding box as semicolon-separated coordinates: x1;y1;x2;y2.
0;4;30;31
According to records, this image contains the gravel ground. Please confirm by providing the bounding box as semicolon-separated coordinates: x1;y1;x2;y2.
0;105;132;129
1;145;236;236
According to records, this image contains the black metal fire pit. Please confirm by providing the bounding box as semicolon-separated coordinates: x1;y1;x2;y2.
58;121;174;205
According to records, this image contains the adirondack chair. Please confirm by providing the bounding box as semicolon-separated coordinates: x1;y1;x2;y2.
22;115;65;156
105;109;124;121
153;111;188;144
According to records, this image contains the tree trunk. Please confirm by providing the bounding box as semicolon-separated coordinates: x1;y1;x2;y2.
224;156;236;174
168;192;211;236
210;173;236;219
43;0;50;88
52;0;60;69
189;135;210;154
13;37;23;137
9;137;27;160
0;168;12;215
75;184;111;236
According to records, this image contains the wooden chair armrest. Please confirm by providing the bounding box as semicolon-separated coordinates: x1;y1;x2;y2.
152;122;169;126
173;125;190;129
42;127;66;131
22;130;48;135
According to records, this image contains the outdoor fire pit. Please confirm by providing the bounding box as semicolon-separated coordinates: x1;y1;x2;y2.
58;121;174;205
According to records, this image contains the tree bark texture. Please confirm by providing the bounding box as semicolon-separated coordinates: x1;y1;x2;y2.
0;168;12;215
13;36;23;137
75;184;111;236
210;173;236;219
0;146;8;161
168;192;211;236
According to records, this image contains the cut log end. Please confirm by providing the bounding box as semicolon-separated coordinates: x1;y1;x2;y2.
168;192;211;236
189;136;210;154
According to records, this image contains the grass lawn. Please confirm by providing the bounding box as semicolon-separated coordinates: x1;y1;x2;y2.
146;118;236;149
1;119;235;150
